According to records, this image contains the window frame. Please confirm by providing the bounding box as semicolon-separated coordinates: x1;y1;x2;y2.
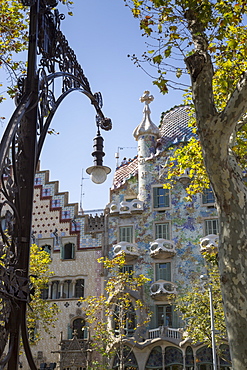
201;186;216;206
154;222;171;240
152;186;170;210
60;236;77;260
75;279;85;298
155;262;171;281
118;225;134;243
51;280;60;299
204;218;219;235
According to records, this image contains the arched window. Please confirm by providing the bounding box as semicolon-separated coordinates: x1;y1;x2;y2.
114;301;136;337
165;346;183;370
196;346;213;369
145;346;162;369
185;346;194;369
69;318;86;340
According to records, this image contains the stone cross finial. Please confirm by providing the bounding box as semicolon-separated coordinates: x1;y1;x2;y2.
140;91;154;105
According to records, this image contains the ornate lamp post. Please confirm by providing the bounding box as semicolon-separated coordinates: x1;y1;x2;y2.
0;1;112;369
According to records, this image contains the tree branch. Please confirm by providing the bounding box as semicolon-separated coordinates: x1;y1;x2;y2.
221;72;247;136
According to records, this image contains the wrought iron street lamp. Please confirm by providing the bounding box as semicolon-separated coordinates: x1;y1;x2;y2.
0;1;112;369
86;125;111;184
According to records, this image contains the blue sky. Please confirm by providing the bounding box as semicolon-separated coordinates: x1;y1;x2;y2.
0;0;188;211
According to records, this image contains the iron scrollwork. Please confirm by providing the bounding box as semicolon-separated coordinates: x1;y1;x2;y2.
0;0;112;369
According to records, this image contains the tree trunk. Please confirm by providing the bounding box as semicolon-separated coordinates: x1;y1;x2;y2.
187;48;247;368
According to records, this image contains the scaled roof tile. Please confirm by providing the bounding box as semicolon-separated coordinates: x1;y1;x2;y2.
112;106;192;189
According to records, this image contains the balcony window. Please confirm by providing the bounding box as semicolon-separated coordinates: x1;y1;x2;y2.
202;186;215;205
153;187;170;209
156;305;181;328
204;219;219;235
155;262;171;281
155;223;170;240
157;304;172;326
119;226;133;243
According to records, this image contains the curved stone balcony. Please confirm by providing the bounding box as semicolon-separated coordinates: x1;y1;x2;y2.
150;280;177;300
113;241;140;261
149;239;176;259
200;234;218;254
105;199;144;215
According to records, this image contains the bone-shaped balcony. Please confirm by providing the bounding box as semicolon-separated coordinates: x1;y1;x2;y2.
149;239;176;259
200;234;218;254
150;280;177;300
105;199;144;215
113;242;139;261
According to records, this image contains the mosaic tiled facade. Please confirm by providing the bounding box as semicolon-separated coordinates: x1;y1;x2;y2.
104;93;230;370
19;92;230;369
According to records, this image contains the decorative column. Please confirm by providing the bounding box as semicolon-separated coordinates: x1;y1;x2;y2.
72;279;76;298
133;91;160;202
48;282;52;300
59;281;64;299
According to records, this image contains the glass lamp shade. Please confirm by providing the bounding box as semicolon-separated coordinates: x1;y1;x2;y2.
86;165;111;184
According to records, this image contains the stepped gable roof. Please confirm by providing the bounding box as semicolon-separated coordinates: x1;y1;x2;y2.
159;105;193;147
112;105;193;189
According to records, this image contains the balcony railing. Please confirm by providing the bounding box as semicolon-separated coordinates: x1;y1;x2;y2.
150;280;177;300
148;326;182;342
113;241;140;261
149;239;176;259
105;199;144;215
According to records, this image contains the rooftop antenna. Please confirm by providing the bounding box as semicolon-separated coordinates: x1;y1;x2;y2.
115;146;137;167
80;168;89;213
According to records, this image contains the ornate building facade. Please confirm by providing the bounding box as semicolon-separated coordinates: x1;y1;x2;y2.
19;92;230;369
104;92;230;370
19;165;104;369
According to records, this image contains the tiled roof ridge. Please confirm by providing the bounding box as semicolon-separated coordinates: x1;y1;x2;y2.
159;104;192;127
112;157;138;190
116;155;138;170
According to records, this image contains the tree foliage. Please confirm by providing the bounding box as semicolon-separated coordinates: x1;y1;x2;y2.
176;252;226;347
0;0;28;103
82;254;151;370
124;0;247;194
125;1;247;367
27;244;59;343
